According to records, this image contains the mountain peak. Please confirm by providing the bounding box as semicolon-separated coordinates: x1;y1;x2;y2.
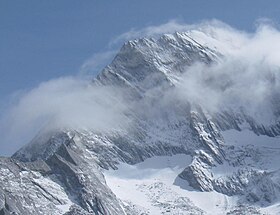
96;32;218;96
4;30;280;214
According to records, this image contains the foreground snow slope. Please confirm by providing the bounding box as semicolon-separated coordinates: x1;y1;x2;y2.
104;154;237;215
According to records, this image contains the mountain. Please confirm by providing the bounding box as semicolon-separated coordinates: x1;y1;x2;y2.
1;31;280;215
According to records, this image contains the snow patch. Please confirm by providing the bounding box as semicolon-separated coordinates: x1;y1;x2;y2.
104;154;237;215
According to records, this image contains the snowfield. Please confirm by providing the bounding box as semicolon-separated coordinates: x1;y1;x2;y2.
104;154;237;215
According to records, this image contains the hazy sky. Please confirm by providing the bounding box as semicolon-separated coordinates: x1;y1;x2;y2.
1;0;280;104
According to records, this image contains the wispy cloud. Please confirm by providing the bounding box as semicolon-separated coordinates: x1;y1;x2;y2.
1;19;280;156
79;50;117;76
110;18;280;123
110;19;242;46
0;76;130;155
173;20;280;123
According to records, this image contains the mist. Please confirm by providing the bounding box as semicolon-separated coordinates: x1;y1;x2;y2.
118;20;280;123
175;22;280;124
0;77;130;155
1;20;280;155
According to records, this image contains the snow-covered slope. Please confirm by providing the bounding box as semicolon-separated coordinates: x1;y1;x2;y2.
1;32;280;215
104;154;236;215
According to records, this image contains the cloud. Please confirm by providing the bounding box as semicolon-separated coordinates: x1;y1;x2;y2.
111;19;246;50
79;50;117;76
173;21;280;124
2;19;280;156
0;76;130;156
111;19;280;124
111;18;279;57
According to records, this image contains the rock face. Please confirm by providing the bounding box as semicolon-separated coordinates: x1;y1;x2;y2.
1;32;280;214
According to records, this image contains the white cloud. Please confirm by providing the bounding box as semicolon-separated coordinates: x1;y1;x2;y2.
110;19;246;49
79;50;117;76
173;21;280;123
111;19;280;123
2;19;280;156
0;76;130;155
